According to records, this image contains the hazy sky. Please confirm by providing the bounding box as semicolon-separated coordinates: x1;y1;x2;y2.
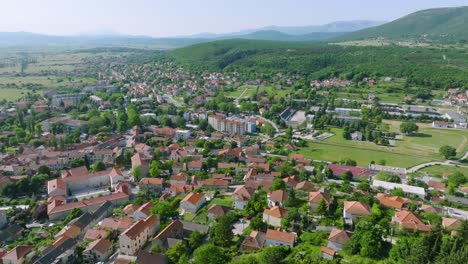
1;0;467;37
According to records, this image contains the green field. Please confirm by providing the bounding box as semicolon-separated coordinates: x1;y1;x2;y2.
0;88;32;101
224;85;290;99
208;195;233;207
297;123;468;168
419;165;468;177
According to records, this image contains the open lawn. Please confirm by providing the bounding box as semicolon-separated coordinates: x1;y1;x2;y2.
208;195;233;207
297;124;468;168
0;88;32;101
419;165;468;177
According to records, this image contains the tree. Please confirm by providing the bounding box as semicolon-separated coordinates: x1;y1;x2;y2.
316;198;328;217
249;214;266;231
258;246;290;264
439;145;456;159
188;231;204;251
149;161;161;177
192;244;230;264
269;177;287;191
447;171;466;188
37;165;51;176
211;215;233;247
165;241;188;264
343;218;388;259
131;166;141;181
340;171;353;181
390;188;405;197
399;122;418;135
285;127;293;141
70;158;85;168
151;201;177;221
90;161;106;172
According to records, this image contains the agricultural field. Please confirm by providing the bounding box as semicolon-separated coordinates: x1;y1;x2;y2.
297;123;468;168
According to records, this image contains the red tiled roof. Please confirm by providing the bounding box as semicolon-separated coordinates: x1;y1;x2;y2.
328;228;351;244
344;201;371;215
181;192;205;205
139;177;164;185
327;164;370;178
2;246;33;261
309;192;331;205
268;190;288;203
265;229;295;244
263;206;288;218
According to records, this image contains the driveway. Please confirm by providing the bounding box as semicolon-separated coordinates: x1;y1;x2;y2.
233;219;250;235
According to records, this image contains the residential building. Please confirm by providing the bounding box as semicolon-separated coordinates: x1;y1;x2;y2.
233;185;255;209
267;189;288;208
131;153;149;179
309;192;331;211
179;192;206;214
136;251;168;264
372;180;426;198
240;231;266;251
83;238;113;262
321;247;337;260
327;228;352;251
264;229;295;247
343;201;371;225
392;211;432;232
442;217;462;231
119;215;160;256
139;177;165;195
263;206;288;227
1;245;33;264
208;113;248;135
207;204;230;221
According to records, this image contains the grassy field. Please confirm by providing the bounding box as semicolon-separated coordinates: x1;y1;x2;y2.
224;85;290;99
0;88;33;101
419;165;468;177
297;123;468;168
208;195;233;207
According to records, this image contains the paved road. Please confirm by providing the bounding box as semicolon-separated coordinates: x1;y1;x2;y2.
407;149;468;173
252;115;280;132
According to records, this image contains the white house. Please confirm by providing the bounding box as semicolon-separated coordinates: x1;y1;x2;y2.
343;201;371;225
371;180;426;198
179;192;206;214
175;130;192;141
263;206;288;227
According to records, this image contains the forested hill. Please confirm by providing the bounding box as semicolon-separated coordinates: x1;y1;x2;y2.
335;6;468;43
168;39;468;89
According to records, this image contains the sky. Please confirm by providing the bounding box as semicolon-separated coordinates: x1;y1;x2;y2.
1;0;467;37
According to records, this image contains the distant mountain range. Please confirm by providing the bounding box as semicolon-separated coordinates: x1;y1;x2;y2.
336;6;468;42
0;20;383;48
185;20;384;38
1;6;467;50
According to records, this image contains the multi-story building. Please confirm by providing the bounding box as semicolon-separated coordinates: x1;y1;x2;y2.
119;215;160;256
51;93;86;107
208;113;248;135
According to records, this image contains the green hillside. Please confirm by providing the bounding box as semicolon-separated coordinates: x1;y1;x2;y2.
169;39;468;89
336;6;468;42
237;30;345;41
